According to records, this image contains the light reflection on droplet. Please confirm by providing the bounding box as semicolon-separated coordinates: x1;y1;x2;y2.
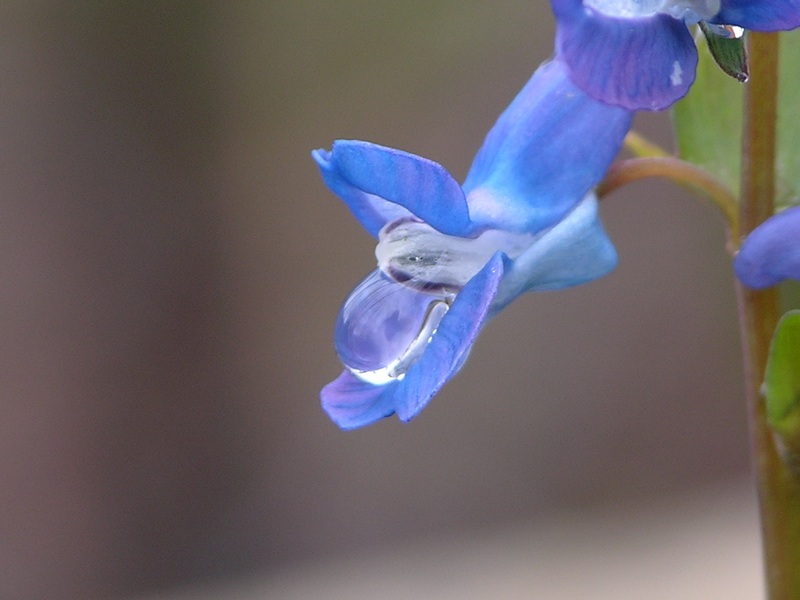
351;300;450;385
334;269;451;385
705;23;744;38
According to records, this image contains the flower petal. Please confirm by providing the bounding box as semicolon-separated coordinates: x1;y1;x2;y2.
319;140;477;237
321;371;399;430
492;193;617;313
462;59;632;234
713;0;800;31
734;205;800;289
394;253;505;421
313;148;409;237
552;0;698;110
321;253;504;429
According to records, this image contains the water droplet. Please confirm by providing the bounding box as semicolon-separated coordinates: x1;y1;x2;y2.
334;269;449;384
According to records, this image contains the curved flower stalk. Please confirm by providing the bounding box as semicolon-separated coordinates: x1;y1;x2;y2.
551;0;800;110
734;205;800;289
313;59;632;429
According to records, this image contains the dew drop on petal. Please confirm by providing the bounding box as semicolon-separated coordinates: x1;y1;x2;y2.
334;269;449;384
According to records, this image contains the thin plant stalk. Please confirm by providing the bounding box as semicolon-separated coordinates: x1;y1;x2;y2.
736;31;800;600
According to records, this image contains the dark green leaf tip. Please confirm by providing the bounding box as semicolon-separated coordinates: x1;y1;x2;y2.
699;22;749;83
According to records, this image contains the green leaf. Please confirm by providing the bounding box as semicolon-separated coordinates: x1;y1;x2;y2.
764;310;800;451
698;22;748;83
672;28;744;197
672;29;800;208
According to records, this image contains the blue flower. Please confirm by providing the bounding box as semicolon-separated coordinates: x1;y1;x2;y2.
734;205;800;289
552;0;800;110
313;59;632;429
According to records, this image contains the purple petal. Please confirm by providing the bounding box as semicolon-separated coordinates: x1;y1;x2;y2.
313;148;409;238
320;140;477;237
321;371;399;430
492;194;617;313
734;206;800;289
714;0;800;30
462;59;632;234
394;253;505;421
552;0;697;110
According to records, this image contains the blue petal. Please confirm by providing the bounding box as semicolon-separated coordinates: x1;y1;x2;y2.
734;206;800;289
462;59;632;234
394;252;505;421
320;140;477;237
552;0;698;110
313;148;409;238
321;371;399;430
492;193;617;313
321;253;504;429
714;0;800;30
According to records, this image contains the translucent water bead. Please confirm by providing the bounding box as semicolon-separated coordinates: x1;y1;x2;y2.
334;269;450;385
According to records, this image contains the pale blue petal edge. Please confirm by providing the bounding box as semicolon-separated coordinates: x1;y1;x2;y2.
491;193;617;314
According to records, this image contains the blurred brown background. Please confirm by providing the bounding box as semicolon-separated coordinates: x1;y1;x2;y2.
0;2;748;599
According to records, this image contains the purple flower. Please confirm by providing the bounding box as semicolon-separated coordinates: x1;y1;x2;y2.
734;205;800;289
552;0;800;110
313;59;632;429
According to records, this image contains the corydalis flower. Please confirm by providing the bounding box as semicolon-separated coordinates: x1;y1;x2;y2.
314;59;632;429
552;0;800;110
734;205;800;289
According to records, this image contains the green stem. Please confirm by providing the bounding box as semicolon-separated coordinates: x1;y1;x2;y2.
598;156;739;242
736;31;800;600
622;130;670;158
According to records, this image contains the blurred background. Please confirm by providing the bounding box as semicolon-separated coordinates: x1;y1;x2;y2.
0;2;755;599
